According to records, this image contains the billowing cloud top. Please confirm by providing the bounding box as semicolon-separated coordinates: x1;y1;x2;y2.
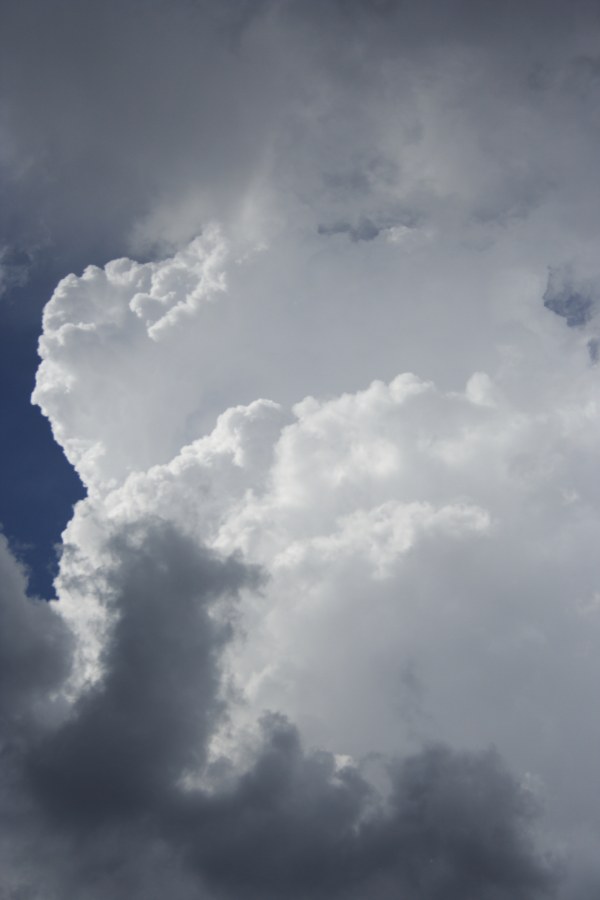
3;1;600;897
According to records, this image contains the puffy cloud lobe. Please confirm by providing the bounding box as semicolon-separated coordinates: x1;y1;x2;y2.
25;228;538;492
33;229;229;488
56;344;600;751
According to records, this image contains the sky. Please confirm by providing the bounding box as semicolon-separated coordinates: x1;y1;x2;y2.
2;0;600;896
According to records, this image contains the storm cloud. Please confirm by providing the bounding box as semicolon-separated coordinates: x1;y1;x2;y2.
0;525;553;899
2;1;600;897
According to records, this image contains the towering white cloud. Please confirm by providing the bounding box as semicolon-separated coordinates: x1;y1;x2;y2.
29;211;600;897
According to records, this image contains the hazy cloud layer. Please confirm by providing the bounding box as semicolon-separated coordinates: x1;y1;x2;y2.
2;0;600;272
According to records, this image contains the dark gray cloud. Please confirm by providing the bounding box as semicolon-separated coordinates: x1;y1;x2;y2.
543;267;596;328
177;721;554;900
29;521;257;825
318;217;382;242
0;0;287;271
0;522;556;898
0;534;71;736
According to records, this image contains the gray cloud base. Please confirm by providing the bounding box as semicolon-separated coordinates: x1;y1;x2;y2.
0;524;553;899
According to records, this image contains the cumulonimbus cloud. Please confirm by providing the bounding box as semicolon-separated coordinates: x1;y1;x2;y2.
3;1;600;896
16;216;600;896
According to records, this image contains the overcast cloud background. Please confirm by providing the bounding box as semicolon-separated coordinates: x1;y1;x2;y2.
2;1;600;897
